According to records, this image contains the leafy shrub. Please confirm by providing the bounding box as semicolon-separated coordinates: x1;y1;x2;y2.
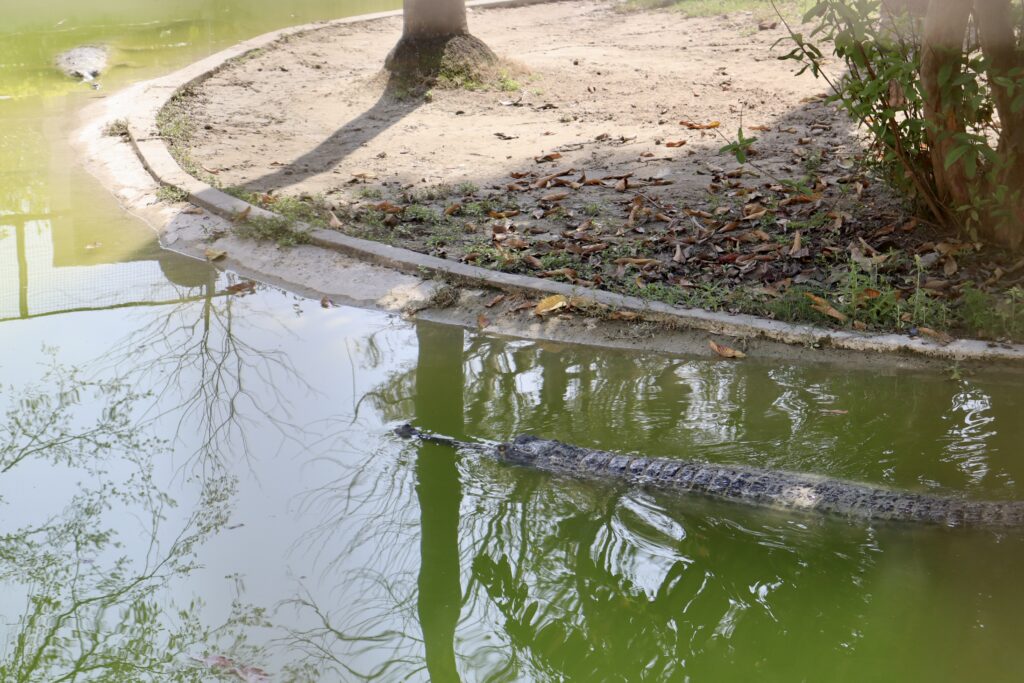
778;0;1024;249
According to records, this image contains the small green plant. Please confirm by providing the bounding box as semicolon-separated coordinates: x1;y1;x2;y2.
538;252;576;271
719;127;758;164
456;181;479;196
156;185;188;203
235;215;311;247
357;187;383;200
406;184;453;202
498;72;521;92
404;204;442;224
463;200;496;217
103;119;130;138
958;284;1024;340
224;188;333;229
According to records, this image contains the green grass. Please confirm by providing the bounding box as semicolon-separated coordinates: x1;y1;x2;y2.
404;204;442;225
234;215;311;247
623;0;813;19
155;88;218;184
156;185;188;203
456;181;479;196
958;285;1024;341
463;200;498;218
103;119;129;138
498;72;521;92
405;184;454;203
224;187;333;229
357;187;383;200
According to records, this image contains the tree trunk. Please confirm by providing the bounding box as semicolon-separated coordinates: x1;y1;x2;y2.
973;0;1024;249
402;0;469;39
919;0;974;211
385;0;496;86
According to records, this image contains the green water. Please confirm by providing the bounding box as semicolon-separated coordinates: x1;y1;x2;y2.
2;2;1024;681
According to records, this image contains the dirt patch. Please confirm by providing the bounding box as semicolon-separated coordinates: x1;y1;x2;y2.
169;0;1024;344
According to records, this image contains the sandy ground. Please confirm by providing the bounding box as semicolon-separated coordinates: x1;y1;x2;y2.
162;0;1024;349
181;0;856;197
72;0;1024;367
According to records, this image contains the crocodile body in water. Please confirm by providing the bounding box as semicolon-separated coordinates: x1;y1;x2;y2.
395;424;1024;528
55;46;108;84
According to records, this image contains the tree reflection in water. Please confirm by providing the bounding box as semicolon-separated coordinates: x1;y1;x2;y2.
0;276;312;680
0;357;244;681
284;324;1003;682
5;297;1019;680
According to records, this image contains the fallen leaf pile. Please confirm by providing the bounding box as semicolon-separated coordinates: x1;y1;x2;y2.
238;112;1024;344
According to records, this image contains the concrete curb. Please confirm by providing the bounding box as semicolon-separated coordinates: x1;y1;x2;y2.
122;0;1024;365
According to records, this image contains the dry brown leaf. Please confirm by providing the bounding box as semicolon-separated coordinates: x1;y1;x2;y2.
664;140;687;147
444;203;462;216
855;288;882;306
789;230;802;256
918;327;954;345
374;201;404;214
535;152;563;163
522;254;543;269
540;267;578;280
614;257;661;268
541;191;570;202
805;293;847;322
320;296;334;308
328;211;344;229
551;177;583;190
609;310;641;321
204;247;227;262
681;120;721;130
780;193;821;206
615;178;629;192
534;294;569;316
709;340;746;359
477;314;490;329
226;281;256;295
484;294;506;308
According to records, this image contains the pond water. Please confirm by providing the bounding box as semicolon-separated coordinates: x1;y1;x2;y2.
2;2;1024;681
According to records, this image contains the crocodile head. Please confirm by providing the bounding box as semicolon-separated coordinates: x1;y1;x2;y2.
497;435;544;465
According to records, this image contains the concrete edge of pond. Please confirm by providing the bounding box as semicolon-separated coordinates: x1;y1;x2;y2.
81;0;1024;368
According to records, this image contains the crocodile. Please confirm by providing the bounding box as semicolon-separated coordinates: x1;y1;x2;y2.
55;46;108;85
395;424;1024;528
